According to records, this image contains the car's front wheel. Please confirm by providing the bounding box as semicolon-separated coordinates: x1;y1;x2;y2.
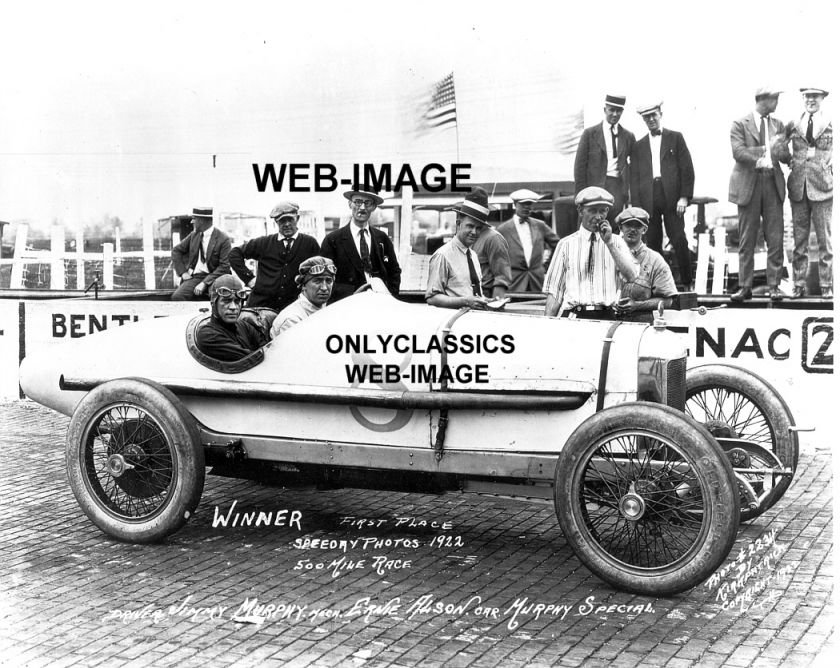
554;403;739;597
66;378;205;543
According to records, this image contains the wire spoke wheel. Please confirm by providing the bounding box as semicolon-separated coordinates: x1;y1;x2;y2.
555;403;738;596
685;365;799;520
67;379;204;543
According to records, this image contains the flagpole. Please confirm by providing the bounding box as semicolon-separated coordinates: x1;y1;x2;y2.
452;70;460;162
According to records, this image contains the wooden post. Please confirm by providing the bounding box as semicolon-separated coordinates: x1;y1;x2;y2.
102;243;114;290
142;218;156;289
75;228;86;290
50;225;66;290
172;232;181;286
10;223;28;289
711;227;727;295
694;233;710;295
398;185;413;272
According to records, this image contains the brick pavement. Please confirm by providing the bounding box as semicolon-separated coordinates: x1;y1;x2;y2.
0;400;833;667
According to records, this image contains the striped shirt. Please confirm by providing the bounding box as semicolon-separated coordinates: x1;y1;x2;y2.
542;228;631;310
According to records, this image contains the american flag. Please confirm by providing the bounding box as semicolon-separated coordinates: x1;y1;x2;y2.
418;72;457;132
554;108;584;156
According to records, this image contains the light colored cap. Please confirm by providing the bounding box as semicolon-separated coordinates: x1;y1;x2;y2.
800;87;829;97
575;186;614;208
755;86;783;98
270;201;300;219
510;188;541;203
616;207;650;227
637;101;662;115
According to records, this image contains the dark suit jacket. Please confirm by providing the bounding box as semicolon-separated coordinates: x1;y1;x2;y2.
630;129;695;213
229;233;320;310
171;227;231;286
574;122;635;195
496;218;560;292
728;113;786;205
320;224;401;302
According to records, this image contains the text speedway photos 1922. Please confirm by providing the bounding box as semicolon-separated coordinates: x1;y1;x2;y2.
0;3;836;667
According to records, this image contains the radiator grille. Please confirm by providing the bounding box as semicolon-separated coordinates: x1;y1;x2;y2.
666;358;687;410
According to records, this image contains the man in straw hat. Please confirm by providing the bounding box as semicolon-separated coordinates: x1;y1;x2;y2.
630;100;695;290
543;186;638;319
574;94;636;228
320;185;401;302
171;206;232;301
775;87;833;299
426;187;495;309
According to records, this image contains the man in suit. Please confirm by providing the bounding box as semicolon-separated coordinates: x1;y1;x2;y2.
171;207;232;301
728;87;787;301
574;94;636;227
497;188;559;291
320;185;401;302
630;101;695;289
229;201;320;312
775;87;833;299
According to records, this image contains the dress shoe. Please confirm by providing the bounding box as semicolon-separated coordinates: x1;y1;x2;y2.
730;288;752;302
768;287;784;301
792;286;807;299
822;287;833;300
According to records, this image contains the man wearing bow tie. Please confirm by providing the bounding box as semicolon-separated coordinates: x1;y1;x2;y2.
728;87;787;302
775;87;833;300
630;101;695;290
171;207;232;301
320;185;402;302
229;201;320;312
574;94;636;228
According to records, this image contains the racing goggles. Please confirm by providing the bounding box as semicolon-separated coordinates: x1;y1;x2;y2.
215;286;250;301
302;264;337;278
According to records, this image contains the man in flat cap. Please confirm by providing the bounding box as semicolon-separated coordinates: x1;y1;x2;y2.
728;87;787;301
574;94;636;228
229;201;320;312
270;256;336;337
543;187;638;319
195;274;267;361
630;101;695;290
497;189;560;291
614;207;679;323
426;187;494;309
320;185;401;302
171;207;232;301
774;87;833;299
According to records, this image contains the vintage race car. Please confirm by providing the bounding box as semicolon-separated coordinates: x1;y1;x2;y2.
19;283;799;596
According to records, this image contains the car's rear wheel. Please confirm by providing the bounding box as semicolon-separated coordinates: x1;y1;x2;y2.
66;378;204;543
554;403;739;596
685;364;798;519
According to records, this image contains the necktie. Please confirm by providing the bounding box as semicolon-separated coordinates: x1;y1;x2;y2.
759;115;768;147
587;232;596;276
359;228;372;273
611;126;618;158
198;233;206;264
806;113;815;145
466;249;482;297
283;237;293;255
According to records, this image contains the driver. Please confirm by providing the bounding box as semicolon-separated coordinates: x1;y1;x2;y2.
270;256;336;337
195;275;267;361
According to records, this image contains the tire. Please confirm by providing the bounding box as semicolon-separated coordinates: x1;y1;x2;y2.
555;403;739;596
685;364;798;517
66;378;205;543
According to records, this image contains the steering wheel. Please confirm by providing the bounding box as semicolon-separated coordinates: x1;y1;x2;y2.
353;283;372;294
